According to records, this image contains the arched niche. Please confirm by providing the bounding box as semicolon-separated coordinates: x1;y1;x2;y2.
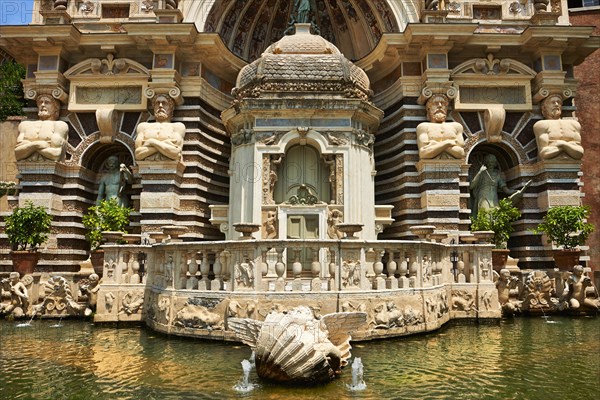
467;142;518;174
274;144;330;205
80;140;136;207
81;140;134;173
467;142;521;215
184;0;416;61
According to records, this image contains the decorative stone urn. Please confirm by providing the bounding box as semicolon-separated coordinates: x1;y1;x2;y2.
148;231;167;243
430;231;449;243
473;230;495;244
335;223;363;239
233;223;261;240
122;234;141;244
459;233;477;244
162;225;188;242
101;231;124;244
409;225;436;241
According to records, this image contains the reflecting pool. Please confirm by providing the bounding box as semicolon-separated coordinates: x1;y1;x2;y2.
1;317;599;400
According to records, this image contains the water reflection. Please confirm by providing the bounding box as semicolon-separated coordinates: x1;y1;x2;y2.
1;317;598;399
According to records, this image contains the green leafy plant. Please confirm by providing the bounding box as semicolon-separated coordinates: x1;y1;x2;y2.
534;205;594;250
0;60;26;121
5;201;52;251
82;198;132;250
471;198;521;249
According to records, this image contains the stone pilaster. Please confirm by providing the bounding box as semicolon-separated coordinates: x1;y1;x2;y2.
416;159;464;233
136;160;186;234
524;159;586;268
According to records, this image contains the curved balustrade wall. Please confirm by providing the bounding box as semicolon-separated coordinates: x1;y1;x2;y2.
95;239;500;341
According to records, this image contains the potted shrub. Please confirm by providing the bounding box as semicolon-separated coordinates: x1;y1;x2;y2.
82;198;132;275
4;201;52;275
471;198;521;270
534;205;595;270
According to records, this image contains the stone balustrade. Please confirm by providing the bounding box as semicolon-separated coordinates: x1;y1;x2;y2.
89;238;500;336
100;238;495;293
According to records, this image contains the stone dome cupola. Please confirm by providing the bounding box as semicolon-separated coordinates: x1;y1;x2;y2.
232;24;372;102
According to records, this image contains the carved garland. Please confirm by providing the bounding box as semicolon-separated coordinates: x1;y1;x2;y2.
233;81;370;102
262;154;282;205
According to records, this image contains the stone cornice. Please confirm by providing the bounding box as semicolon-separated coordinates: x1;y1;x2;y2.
1;22;596;90
0;25;81;59
186;33;247;83
357;24;598;86
120;22;198;45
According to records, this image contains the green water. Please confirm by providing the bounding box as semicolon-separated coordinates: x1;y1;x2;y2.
1;317;599;400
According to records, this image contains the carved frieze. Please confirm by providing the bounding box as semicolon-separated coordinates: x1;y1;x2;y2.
335;154;344;204
451;289;475;311
234;259;255;290
341;259;361;289
173;301;225;330
233;81;370;102
325;132;348;146
231;128;253;146
451;54;535;112
120;291;144;315
352;129;375;151
373;302;403;329
64;54;150;112
256;131;286;145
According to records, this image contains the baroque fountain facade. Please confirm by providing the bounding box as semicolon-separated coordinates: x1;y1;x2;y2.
1;0;599;351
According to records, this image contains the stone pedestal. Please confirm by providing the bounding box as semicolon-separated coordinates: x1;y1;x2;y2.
416;159;464;232
137;160;186;234
14;162;88;271
521;159;584;268
536;160;582;210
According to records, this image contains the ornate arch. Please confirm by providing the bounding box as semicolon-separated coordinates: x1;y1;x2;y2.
74;133;135;171
465;136;522;172
183;0;416;61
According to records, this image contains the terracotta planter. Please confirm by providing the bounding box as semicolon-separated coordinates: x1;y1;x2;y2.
492;249;510;272
90;250;105;276
553;249;580;271
11;251;38;275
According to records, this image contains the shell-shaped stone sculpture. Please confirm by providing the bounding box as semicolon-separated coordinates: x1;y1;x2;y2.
228;306;367;384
